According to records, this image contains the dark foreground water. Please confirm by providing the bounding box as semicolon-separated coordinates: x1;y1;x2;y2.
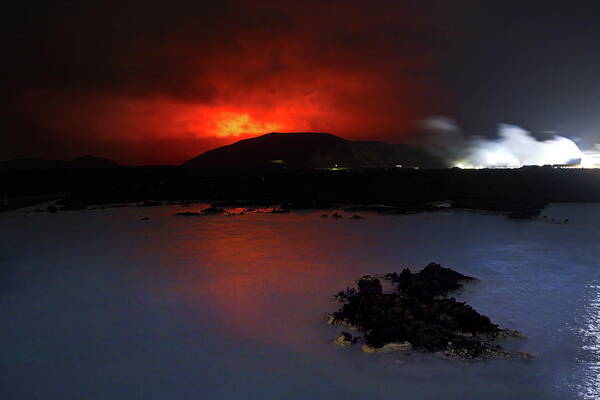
1;203;600;399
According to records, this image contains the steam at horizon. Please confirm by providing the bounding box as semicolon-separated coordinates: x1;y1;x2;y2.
461;125;583;168
420;117;594;168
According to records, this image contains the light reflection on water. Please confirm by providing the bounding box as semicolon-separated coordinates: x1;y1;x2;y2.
575;283;600;399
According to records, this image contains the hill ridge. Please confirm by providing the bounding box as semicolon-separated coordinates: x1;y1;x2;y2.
184;132;443;169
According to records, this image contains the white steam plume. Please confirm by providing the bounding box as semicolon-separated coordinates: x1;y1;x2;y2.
418;118;585;168
459;124;583;168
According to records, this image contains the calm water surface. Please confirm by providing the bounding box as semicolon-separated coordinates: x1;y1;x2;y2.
1;203;599;399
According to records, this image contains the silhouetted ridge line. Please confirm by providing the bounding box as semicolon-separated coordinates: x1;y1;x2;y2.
184;132;444;169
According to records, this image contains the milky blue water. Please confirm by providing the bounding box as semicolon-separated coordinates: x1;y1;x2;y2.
1;203;599;399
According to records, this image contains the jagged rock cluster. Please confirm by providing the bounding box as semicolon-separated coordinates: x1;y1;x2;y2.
175;205;228;216
329;263;527;360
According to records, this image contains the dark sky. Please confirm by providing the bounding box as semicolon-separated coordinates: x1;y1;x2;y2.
2;0;600;164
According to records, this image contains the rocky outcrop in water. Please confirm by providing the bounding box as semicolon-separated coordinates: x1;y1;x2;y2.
175;204;226;216
329;263;526;360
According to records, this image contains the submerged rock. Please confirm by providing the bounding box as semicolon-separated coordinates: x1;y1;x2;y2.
329;263;526;360
60;201;88;211
138;200;162;207
175;211;203;216
346;203;440;215
174;205;227;216
362;342;412;353
442;340;512;360
507;208;541;220
203;205;227;214
270;208;290;214
335;332;358;346
517;351;535;359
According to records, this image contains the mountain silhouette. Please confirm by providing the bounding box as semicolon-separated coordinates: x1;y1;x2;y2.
184;132;443;169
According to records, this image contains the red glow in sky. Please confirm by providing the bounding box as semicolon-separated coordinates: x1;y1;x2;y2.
3;1;448;164
6;1;600;163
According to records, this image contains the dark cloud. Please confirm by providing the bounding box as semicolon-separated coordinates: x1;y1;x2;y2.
440;1;600;143
5;0;442;101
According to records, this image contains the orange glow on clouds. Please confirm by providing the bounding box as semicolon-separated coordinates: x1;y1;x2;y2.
167;104;314;139
213;112;282;137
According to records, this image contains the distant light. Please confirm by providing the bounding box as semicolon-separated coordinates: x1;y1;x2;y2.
452;161;486;169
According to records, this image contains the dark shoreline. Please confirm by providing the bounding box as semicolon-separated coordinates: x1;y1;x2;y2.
3;167;600;216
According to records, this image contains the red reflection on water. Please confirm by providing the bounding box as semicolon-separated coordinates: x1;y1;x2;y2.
171;212;362;348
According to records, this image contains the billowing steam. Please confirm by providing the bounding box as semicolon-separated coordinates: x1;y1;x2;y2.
419;117;593;168
458;125;583;168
